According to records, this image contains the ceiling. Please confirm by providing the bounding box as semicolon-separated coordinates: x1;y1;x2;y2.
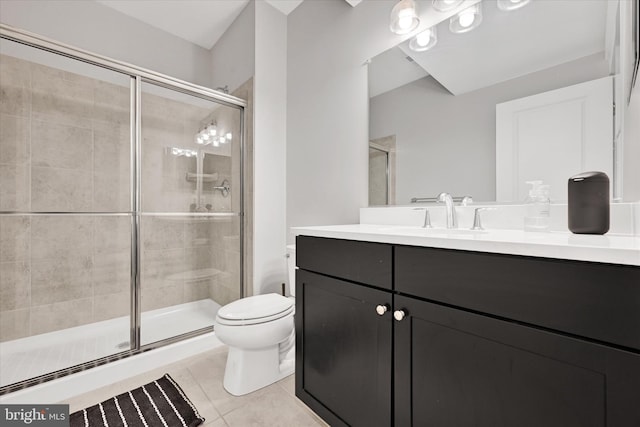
96;0;306;50
370;0;612;97
369;47;428;98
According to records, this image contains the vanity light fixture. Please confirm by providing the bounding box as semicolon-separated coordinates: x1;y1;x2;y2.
195;122;233;146
390;0;420;35
449;2;483;34
199;126;210;143
409;27;438;52
496;0;530;11
432;0;464;12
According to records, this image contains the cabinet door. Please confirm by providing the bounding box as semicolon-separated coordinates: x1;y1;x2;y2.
394;295;640;427
296;270;392;427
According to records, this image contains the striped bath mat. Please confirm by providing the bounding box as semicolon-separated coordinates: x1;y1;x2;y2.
69;374;204;427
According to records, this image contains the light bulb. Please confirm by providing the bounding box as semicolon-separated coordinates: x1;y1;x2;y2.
207;124;217;137
415;29;431;46
390;0;419;35
213;138;219;147
201;131;210;141
397;10;414;30
219;136;227;144
497;0;530;11
225;132;232;140
409;26;437;52
450;3;482;33
458;11;475;27
432;0;463;12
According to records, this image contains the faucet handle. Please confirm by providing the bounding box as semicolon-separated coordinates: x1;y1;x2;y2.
412;208;433;228
471;207;495;230
461;196;473;206
422;209;433;228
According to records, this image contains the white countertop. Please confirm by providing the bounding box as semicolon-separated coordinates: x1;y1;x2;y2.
292;224;640;266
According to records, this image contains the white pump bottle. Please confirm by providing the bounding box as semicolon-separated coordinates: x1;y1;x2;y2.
524;180;550;231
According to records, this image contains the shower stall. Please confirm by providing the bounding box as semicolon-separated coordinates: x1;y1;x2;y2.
0;25;245;394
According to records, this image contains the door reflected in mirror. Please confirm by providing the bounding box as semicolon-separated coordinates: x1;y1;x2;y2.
369;135;396;205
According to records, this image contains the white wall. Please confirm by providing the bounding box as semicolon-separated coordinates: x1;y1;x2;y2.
0;0;212;87
254;1;288;294
370;53;611;204
623;88;640;201
286;0;395;240
210;1;255;93
620;0;640;202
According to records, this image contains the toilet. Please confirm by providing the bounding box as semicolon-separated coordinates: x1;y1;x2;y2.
214;245;297;396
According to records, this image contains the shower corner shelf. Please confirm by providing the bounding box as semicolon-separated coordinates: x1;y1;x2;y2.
186;172;219;183
166;268;222;283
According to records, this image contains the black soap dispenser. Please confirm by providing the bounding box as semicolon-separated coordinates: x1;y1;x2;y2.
568;171;609;235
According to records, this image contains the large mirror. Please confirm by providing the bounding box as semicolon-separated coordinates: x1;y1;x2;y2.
369;0;639;205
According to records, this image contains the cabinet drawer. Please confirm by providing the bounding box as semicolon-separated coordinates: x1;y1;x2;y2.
395;245;640;351
296;236;392;290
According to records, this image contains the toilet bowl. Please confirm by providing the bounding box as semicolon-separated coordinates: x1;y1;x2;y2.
214;245;297;396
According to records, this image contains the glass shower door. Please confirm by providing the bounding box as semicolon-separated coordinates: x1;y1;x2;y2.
0;39;132;387
139;82;242;346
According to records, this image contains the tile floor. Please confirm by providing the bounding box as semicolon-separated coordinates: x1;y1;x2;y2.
62;346;328;427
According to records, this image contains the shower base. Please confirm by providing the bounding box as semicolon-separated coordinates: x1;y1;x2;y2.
0;298;220;388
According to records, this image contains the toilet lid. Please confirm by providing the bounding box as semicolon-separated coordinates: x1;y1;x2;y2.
216;293;294;324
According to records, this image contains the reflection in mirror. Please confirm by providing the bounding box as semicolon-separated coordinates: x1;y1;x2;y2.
369;0;638;206
369;136;396;205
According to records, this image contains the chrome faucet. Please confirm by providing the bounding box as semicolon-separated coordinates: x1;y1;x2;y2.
437;192;458;229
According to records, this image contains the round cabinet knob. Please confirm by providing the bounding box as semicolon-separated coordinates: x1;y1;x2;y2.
375;304;389;316
393;309;407;321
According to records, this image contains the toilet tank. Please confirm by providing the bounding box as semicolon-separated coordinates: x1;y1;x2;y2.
286;245;296;296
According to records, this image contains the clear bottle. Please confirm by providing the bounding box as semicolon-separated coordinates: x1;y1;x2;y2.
524;181;550;231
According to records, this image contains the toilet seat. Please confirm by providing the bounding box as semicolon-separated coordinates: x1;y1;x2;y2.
216;293;294;326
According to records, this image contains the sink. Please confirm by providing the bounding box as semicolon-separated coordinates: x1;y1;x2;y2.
374;225;488;235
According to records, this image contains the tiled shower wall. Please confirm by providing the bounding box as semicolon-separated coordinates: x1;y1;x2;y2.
0;53;242;342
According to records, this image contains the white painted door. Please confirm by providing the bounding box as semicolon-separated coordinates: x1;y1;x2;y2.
496;76;613;202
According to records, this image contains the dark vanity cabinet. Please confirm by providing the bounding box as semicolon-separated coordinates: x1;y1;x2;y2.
295;237;393;427
296;270;392;427
295;236;640;427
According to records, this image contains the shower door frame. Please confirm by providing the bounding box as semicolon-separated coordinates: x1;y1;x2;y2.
0;24;246;394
